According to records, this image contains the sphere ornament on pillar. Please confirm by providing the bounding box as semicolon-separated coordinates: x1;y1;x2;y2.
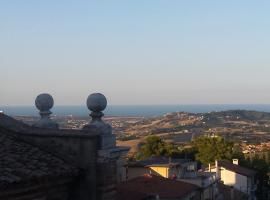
87;93;107;120
83;93;112;135
33;93;59;129
35;93;54;112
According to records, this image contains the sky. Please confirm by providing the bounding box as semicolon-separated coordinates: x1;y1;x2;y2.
1;1;270;106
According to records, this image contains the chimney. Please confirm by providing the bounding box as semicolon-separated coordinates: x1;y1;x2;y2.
232;159;239;165
215;160;218;168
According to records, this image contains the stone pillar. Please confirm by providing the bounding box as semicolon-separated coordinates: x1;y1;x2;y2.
83;93;129;200
33;93;58;129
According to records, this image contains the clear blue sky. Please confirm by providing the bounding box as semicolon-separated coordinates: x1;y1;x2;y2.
1;1;270;106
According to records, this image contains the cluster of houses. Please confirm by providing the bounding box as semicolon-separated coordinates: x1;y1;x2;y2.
241;142;270;154
117;157;256;200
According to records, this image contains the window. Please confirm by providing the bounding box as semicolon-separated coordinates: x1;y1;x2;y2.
187;164;195;171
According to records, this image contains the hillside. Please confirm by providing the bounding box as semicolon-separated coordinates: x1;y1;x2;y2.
116;110;270;145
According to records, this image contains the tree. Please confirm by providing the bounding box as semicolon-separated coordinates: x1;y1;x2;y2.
191;135;233;165
241;151;270;199
136;135;179;160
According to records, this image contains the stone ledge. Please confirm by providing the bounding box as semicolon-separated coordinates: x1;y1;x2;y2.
97;146;130;163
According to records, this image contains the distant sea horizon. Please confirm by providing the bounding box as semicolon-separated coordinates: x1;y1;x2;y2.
2;104;270;117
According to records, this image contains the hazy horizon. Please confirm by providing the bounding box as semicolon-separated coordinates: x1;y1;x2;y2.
2;104;270;117
1;1;270;106
2;103;270;107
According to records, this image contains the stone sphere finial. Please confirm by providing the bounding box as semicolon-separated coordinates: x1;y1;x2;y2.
83;93;112;137
87;93;107;113
33;93;58;129
35;93;54;112
86;93;107;122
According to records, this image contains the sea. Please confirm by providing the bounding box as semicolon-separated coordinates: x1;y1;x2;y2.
1;104;270;117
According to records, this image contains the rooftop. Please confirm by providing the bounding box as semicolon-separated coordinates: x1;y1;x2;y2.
0;127;78;189
218;160;256;177
117;174;198;200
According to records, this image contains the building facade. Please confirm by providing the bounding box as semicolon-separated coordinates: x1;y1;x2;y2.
212;159;256;200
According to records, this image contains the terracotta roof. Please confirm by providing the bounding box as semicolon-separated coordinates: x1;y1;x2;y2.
117;174;198;200
218;161;256;177
0;128;78;189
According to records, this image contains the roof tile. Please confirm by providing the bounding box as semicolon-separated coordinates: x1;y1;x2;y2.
0;129;78;188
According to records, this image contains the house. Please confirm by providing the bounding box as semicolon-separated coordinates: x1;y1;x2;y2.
123;156;196;181
0;93;129;200
212;159;256;200
123;157;220;200
117;174;200;200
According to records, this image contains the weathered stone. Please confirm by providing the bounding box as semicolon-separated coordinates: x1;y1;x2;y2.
33;93;58;129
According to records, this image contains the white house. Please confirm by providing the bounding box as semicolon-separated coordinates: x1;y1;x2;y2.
212;159;256;200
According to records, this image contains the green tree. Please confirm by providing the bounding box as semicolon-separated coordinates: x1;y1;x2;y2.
136;135;179;160
241;153;270;200
191;135;233;165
